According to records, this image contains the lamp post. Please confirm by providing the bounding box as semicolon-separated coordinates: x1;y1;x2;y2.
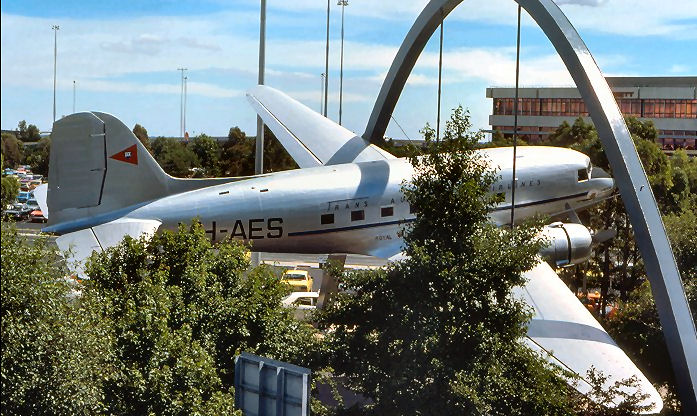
183;76;188;138
52;25;59;123
320;73;326;113
338;0;348;125
323;0;330;117
177;67;187;137
256;0;266;175
252;0;267;268
73;80;76;113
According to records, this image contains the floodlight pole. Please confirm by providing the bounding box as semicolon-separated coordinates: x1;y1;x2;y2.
184;76;188;138
72;80;76;114
320;73;326;113
338;0;348;125
324;0;330;117
256;0;266;175
52;25;59;123
252;0;267;268
177;68;187;137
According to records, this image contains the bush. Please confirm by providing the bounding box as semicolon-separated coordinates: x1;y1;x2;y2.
84;222;320;414
1;223;113;415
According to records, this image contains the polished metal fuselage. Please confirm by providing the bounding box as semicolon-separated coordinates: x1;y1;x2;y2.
126;147;614;258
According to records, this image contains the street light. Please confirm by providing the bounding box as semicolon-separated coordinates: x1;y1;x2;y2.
52;25;59;123
338;0;348;125
73;80;76;113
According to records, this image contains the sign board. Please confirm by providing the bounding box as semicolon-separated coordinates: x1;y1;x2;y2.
234;352;311;416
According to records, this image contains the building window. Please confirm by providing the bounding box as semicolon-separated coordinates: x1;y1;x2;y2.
351;210;365;221
321;213;334;225
381;206;394;217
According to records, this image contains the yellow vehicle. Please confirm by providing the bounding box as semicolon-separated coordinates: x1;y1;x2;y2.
281;269;313;292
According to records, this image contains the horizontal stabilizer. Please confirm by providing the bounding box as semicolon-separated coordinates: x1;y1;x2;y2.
33;183;49;218
515;261;662;412
56;218;161;277
246;85;394;167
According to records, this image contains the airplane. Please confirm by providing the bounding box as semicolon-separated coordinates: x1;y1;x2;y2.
37;85;661;412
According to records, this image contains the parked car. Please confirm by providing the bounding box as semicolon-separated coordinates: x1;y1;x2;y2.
26;198;40;209
17;191;31;204
281;269;314;292
29;209;47;223
4;203;32;220
281;291;319;320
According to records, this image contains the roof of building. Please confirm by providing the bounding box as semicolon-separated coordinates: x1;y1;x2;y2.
605;76;697;88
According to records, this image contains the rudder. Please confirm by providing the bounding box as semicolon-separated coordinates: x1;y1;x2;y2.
47;112;170;227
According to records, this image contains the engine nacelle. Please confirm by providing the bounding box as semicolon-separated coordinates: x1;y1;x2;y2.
539;222;592;267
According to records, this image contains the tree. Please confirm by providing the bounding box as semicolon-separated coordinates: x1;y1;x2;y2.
605;203;696;412
24;137;51;177
151;137;199;177
477;128;528;149
17;120;41;142
1;132;24;168
315;107;572;415
262;126;298;173
220;128;256;177
84;222;319;414
375;136;423;158
1;155;20;206
132;124;150;151
189;134;220;177
547;118;598;149
228;126;246;144
1;224;114;414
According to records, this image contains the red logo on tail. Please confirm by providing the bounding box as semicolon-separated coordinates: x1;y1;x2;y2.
110;144;138;165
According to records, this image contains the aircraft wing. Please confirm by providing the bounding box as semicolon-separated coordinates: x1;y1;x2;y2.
246;85;395;167
56;218;161;277
515;261;662;412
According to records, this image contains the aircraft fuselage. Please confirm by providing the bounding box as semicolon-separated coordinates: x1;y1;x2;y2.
125;146;613;258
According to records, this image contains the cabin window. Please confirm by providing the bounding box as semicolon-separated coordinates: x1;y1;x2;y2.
381;206;394;217
578;168;589;181
321;213;334;225
409;204;417;214
351;210;365;221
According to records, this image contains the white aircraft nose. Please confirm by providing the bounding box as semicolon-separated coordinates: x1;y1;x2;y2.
586;177;615;201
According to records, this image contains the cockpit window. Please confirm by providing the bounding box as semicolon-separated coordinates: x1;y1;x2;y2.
578;168;589;181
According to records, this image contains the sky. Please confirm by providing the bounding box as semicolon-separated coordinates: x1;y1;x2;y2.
1;0;696;141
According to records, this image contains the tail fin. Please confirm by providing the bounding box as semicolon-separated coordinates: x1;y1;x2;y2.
47;112;171;227
47;112;239;231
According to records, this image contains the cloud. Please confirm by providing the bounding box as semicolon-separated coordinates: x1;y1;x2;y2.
78;79;240;98
179;37;222;52
668;64;690;74
101;33;168;55
555;0;608;6
270;0;697;40
2;1;692;137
